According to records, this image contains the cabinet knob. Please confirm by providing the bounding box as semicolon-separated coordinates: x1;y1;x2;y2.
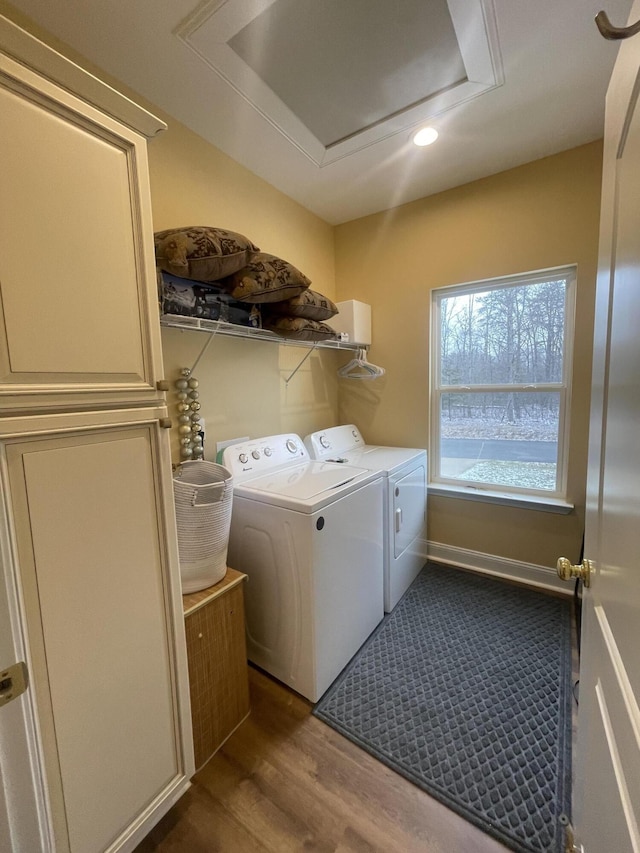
156;379;170;391
159;418;172;429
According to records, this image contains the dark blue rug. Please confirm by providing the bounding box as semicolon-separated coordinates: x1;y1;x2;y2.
313;562;572;853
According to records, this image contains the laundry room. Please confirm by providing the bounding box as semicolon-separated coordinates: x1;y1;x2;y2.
154;126;596;577
1;1;637;852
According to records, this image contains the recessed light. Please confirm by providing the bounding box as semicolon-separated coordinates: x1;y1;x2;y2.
412;127;439;147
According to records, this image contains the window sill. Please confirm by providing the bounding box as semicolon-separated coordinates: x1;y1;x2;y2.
428;483;574;514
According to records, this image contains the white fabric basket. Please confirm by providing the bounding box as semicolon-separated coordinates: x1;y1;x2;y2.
173;460;233;593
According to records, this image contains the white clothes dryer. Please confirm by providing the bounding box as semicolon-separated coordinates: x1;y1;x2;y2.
222;434;384;703
304;424;427;613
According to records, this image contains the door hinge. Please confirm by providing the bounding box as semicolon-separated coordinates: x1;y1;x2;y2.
0;661;29;708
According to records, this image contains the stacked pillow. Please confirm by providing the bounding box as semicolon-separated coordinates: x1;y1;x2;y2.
268;288;339;321
224;253;339;340
154;226;339;340
154;226;262;326
261;287;339;341
155;225;259;281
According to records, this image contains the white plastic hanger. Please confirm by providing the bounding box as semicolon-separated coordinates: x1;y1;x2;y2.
337;348;385;380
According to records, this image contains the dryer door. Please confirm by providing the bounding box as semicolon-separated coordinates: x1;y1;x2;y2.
393;464;427;558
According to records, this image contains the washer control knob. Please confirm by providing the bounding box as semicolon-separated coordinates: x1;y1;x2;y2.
352;429;358;437
286;438;298;453
264;447;272;457
251;450;260;460
320;435;330;449
238;453;248;464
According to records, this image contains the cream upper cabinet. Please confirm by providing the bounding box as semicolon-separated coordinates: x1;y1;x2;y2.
0;18;166;413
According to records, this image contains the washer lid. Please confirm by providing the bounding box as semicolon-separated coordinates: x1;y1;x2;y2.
234;460;376;509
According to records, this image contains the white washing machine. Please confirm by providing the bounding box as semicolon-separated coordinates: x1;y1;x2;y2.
222;434;384;703
304;424;427;613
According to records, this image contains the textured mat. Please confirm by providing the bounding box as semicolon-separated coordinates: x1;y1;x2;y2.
313;562;572;853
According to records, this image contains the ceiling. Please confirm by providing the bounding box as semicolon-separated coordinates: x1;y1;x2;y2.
6;0;633;224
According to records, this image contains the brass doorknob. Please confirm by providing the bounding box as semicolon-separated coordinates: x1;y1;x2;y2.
556;557;593;587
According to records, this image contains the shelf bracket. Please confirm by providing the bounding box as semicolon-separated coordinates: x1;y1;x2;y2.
189;326;219;375
284;345;317;385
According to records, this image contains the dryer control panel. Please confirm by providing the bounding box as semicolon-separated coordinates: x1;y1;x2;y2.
222;433;308;480
304;424;365;459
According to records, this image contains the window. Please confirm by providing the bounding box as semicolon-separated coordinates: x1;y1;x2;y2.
430;266;575;505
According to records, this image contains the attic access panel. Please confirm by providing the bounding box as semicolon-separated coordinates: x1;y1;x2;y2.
228;0;466;148
178;0;502;167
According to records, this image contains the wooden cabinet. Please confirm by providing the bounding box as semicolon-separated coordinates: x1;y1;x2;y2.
183;569;250;770
0;15;193;853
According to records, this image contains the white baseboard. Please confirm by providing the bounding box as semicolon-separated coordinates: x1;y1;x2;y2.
424;540;573;596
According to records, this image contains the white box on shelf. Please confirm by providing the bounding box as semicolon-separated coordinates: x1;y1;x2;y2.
328;300;372;345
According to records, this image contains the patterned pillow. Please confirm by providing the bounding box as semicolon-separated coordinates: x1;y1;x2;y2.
225;253;311;303
154;226;259;282
267;288;338;321
264;316;337;341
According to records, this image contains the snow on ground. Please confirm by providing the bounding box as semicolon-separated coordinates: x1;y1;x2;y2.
452;460;556;491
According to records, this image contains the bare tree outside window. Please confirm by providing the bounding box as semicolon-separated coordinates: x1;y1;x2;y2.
431;268;575;497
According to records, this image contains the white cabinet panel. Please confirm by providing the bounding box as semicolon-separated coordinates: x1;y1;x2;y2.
4;417;192;852
0;87;142;374
0;49;164;410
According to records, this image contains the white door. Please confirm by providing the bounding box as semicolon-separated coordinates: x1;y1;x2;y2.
571;4;640;850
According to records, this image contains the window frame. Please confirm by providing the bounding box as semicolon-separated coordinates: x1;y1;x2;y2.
429;265;576;509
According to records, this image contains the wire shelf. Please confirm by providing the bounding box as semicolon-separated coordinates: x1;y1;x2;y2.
160;314;362;351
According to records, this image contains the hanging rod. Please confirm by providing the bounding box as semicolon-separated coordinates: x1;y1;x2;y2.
595;10;640;40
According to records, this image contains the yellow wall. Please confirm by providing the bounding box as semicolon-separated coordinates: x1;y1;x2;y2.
334;142;603;568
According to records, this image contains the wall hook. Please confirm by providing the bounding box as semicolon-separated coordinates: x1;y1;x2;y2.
595;10;640;40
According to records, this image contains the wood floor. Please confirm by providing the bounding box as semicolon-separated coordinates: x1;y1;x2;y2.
135;665;512;853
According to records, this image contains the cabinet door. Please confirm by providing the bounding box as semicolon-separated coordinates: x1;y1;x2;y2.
185;583;250;770
1;410;193;852
0;49;164;413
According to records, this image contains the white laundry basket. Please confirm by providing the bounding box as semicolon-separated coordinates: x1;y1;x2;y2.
173;460;233;593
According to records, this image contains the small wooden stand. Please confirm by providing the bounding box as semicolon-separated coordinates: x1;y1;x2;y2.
182;568;250;770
